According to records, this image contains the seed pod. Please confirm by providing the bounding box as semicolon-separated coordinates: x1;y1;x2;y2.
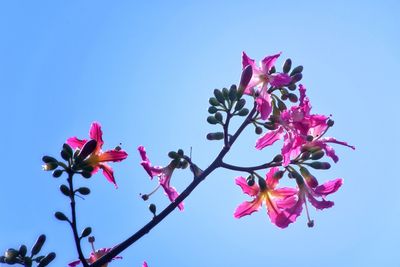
283;58;292;73
31;235;46;256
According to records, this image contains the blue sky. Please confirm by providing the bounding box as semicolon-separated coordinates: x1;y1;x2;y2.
0;1;399;266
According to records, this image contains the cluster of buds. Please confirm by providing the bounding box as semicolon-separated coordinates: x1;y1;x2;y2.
0;235;55;267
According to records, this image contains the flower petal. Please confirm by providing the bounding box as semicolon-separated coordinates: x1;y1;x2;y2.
97;150;128;162
314;178;343;197
265;167;279;189
261;52;281;72
256;95;272;120
160;183;184;211
307;193;334;210
235;176;259;197
275;198;303;228
68;260;82;267
242;51;256;69
255;127;284;150
269;73;291;87
138;145;149;161
89;122;104;149
234;196;263;218
99;163;117;188
66;137;87;149
143;262;148;267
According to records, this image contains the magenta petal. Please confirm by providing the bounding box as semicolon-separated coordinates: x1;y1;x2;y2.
275;199;303;228
138;145;149;161
255;127;284;150
161;183;184;211
143;262;148;267
234;197;263;218
269;73;291;87
265;167;279;189
307;193;334;210
321;137;355;150
98;150;128;162
274;187;298;198
242;51;256;69
89;122;104;148
261;52;281;72
99;163;117;188
68;260;81;267
256;96;272;120
140;161;162;179
66;137;87;149
314;179;343;196
235;177;259;197
299;84;307;105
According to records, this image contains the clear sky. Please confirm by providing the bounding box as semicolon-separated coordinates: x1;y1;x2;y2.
0;1;399;267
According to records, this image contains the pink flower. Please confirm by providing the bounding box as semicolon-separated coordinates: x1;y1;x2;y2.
68;248;122;267
256;85;354;165
143;261;148;267
138;146;184;211
242;52;291;120
234;167;300;228
288;174;344;227
67;122;128;188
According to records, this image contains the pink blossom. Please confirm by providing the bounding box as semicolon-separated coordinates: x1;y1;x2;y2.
256;85;354;165
143;261;148;267
242;52;291;120
234;167;300;228
68;247;122;267
138;146;184;211
67;122;128;187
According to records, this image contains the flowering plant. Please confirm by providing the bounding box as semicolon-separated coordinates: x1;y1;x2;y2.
1;51;353;266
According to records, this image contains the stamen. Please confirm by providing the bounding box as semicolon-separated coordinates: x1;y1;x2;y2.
304;198;314;228
88;236;96;253
140;184;161;201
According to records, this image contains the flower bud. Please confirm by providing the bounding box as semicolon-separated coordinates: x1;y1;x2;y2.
208;106;218;114
77;139;97;161
209;97;220;106
42;162;58;171
309;162;331;170
149;203;157;216
177;149;184;157
81;171;92;179
283;58;292;73
306;135;314;142
273;154;283;162
0;256;5;263
234;99;246;111
42;156;57;163
207;116;219;125
19;245;27;257
52;169;63;178
55;211;69;221
288;93;298;103
299;166;318;188
60;185;70;197
287;83;296;91
269;66;276;74
277;99;287;111
77;187;90;195
37;252;56;267
31;235;46;256
81;227;92;238
238;108;249;116
5;249;18;262
168;151;179;159
258;177;267;191
311;150;325;160
214;89;225;103
206;132;224;140
222;88;229;99
273;170;284;179
255;126;263;135
290;65;303;76
229;85;237;102
291;73;303;83
246;175;255;186
301;151;311;160
238;65;253;95
214;112;223;122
